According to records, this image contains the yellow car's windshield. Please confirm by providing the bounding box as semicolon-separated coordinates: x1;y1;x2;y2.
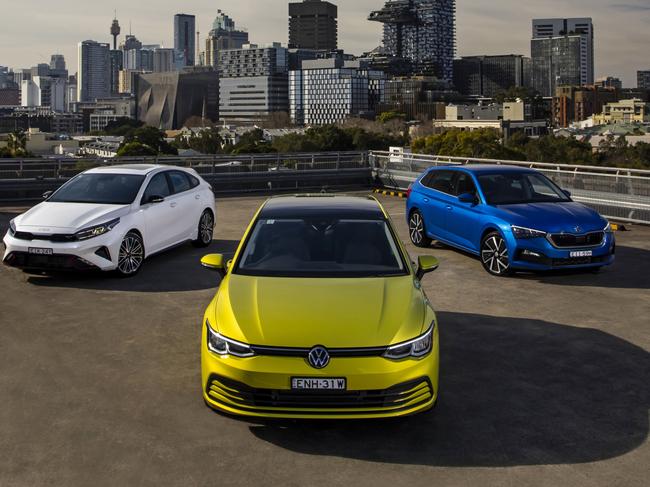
234;218;409;278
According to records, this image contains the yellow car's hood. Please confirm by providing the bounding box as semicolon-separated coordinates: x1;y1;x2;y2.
214;274;427;348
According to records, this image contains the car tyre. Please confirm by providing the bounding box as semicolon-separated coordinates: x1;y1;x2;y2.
480;231;512;277
116;231;144;278
193;210;214;248
409;210;432;248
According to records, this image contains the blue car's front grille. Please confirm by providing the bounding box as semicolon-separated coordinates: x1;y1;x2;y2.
549;231;604;248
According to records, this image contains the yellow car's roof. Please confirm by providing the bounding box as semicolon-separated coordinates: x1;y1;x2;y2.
260;195;385;220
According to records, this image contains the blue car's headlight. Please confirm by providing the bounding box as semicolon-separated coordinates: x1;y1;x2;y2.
604;222;613;234
206;319;255;358
384;323;434;360
511;225;547;240
75;218;120;241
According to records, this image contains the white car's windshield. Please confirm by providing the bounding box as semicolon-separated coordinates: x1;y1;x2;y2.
235;218;408;278
49;174;146;205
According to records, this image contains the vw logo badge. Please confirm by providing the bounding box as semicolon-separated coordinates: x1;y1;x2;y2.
307;346;330;369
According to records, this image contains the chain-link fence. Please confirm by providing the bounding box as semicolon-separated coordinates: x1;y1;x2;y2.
370;151;650;225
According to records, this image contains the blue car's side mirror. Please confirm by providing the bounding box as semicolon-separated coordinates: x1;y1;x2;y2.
563;189;572;198
458;192;478;205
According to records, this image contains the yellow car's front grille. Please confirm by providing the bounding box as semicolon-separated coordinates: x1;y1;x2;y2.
206;375;433;415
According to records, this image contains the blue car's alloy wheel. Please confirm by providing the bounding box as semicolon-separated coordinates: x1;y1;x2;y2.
409;210;432;248
481;232;511;276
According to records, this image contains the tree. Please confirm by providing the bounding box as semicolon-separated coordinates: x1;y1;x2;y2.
116;142;158;157
121;126;177;155
229;129;276;154
7;130;27;157
102;118;144;136
377;111;406;124
184;127;223;154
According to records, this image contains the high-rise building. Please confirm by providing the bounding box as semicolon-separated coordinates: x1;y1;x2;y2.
531;18;594;96
135;70;219;129
109;50;123;95
78;40;111;102
21;76;66;112
290;58;386;125
369;0;456;81
378;77;461;120
153;49;176;73
531;36;582;97
453;55;529;97
638;70;650;90
289;0;338;51
49;55;68;79
174;14;196;67
218;43;288;78
205;10;249;67
218;43;289;124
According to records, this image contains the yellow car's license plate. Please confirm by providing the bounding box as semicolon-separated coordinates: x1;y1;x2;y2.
291;378;347;390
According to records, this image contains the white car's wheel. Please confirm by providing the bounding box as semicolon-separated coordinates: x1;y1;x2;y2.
193;210;214;248
116;231;144;277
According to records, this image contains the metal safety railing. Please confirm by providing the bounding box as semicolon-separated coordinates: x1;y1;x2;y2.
369;151;650;225
0;152;368;181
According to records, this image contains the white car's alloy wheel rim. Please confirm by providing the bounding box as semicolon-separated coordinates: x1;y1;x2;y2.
482;235;509;275
410;213;424;245
118;235;143;275
200;212;213;244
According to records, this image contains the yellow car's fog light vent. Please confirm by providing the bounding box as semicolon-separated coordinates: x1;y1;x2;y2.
206;375;433;414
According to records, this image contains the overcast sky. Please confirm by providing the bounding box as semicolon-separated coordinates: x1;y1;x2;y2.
1;0;648;86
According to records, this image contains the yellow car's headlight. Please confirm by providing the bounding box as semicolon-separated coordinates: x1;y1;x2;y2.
206;319;255;358
384;323;434;360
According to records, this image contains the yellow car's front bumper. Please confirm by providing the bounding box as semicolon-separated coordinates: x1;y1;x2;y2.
201;327;439;420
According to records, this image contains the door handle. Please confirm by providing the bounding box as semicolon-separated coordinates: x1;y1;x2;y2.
170;202;178;208
446;205;453;211
423;198;430;203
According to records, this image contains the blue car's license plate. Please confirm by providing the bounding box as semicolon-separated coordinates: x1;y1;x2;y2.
291;378;347;390
570;250;593;258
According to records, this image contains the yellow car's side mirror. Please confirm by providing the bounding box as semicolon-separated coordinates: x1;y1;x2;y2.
201;254;226;277
416;255;439;281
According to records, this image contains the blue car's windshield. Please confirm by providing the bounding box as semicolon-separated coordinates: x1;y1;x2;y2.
235;218;409;278
478;172;570;205
49;173;145;205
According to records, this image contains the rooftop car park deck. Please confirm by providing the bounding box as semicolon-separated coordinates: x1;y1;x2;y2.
0;193;648;486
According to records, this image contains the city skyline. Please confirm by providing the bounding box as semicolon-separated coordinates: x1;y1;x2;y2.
0;0;648;86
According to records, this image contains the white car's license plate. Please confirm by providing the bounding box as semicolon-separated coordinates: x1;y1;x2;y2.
570;250;593;258
28;247;53;255
291;378;347;391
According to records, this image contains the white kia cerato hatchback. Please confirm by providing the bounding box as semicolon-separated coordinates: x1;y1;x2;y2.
3;165;216;277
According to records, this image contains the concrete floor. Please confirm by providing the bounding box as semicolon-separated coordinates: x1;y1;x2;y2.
0;194;648;487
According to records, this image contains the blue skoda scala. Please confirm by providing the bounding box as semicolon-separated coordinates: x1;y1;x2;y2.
406;165;616;276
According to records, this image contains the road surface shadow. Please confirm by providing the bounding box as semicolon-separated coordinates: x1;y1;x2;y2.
523;245;650;290
24;239;239;293
249;312;649;467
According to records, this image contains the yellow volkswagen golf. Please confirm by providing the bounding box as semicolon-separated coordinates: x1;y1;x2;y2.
200;195;440;419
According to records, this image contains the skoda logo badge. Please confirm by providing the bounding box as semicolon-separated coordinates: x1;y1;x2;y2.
574;225;583;234
308;346;330;369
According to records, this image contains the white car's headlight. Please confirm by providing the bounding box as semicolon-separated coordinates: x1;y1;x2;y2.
511;225;547;240
384;323;435;360
75;218;120;241
8;219;16;236
206;319;255;358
